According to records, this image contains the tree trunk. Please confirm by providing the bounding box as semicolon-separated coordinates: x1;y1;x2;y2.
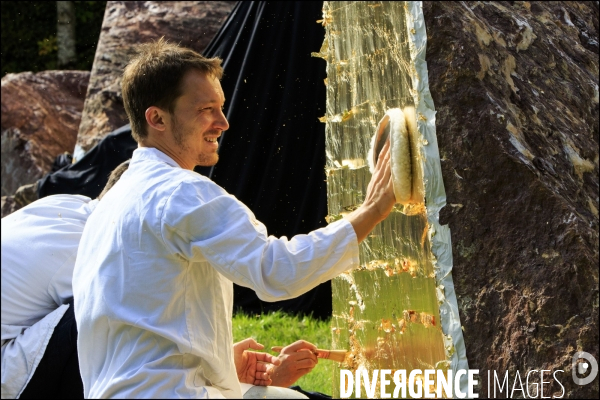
57;1;76;67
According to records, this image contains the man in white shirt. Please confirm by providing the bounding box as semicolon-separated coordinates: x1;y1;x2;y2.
2;160;320;400
2;159;320;400
1;161;130;399
73;38;395;398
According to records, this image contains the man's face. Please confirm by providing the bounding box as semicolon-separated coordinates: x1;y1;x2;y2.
169;69;229;167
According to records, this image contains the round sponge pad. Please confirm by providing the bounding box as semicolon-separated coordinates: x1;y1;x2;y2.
367;108;412;204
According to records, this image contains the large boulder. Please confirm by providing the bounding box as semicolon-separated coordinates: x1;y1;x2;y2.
75;1;237;153
424;1;598;397
1;70;89;197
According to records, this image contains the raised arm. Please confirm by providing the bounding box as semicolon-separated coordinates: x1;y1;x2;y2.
161;139;394;301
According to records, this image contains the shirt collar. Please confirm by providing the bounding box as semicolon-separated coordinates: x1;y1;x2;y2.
88;198;100;213
131;147;181;169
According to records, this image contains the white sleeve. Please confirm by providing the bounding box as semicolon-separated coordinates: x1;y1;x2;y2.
1;305;69;399
160;182;359;302
47;254;77;306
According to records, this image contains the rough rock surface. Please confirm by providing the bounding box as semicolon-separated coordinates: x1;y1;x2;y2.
1;196;17;219
424;1;598;397
1;70;90;197
76;1;236;152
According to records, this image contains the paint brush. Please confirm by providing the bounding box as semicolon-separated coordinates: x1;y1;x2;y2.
271;346;348;362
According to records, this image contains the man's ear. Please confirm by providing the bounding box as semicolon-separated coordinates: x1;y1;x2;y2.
145;106;168;132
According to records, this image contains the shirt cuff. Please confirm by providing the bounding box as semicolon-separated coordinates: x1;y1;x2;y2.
325;218;360;274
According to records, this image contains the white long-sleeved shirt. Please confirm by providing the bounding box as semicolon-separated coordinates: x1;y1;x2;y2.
1;195;97;399
73;147;359;398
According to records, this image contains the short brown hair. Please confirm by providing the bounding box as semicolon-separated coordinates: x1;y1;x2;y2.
121;37;223;142
98;160;130;200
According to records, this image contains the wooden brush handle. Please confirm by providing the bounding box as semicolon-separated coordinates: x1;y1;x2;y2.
271;346;347;362
314;349;347;362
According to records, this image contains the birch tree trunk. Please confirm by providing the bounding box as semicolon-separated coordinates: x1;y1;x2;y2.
57;1;76;67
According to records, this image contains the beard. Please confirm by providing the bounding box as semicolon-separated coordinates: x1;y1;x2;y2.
196;149;219;167
172;115;220;167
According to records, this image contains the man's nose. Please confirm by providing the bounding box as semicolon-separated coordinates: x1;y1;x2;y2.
216;109;230;131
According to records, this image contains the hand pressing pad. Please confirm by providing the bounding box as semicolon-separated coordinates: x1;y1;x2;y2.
367;107;423;205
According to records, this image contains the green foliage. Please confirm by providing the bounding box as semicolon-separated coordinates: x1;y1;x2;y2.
38;36;58;56
232;310;333;395
1;1;106;75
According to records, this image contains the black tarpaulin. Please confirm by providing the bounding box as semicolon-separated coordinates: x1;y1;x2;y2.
202;1;329;318
38;1;331;318
38;124;137;199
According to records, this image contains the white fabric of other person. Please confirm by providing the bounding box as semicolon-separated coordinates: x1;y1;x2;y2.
73;147;360;398
1;195;97;398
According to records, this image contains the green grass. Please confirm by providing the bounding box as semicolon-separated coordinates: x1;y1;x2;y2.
232;310;333;394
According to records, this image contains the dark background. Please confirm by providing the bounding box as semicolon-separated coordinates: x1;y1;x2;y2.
1;1;107;75
201;2;331;319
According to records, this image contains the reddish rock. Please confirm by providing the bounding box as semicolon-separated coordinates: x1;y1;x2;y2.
1;70;90;197
424;1;598;397
76;1;236;152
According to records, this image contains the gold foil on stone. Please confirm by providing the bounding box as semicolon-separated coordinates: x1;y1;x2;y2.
320;2;451;397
